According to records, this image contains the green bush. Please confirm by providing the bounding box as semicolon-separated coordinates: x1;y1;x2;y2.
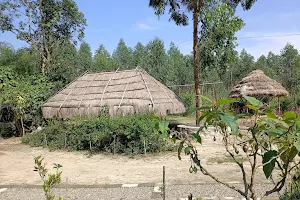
280;192;300;200
23;114;176;155
0;122;16;138
280;97;292;112
179;92;195;116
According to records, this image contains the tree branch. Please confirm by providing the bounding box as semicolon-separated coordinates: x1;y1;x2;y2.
199;164;247;197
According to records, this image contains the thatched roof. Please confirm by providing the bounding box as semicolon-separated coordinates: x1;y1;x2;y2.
42;68;186;118
230;70;288;98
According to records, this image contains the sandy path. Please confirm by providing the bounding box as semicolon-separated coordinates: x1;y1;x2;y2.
0;135;269;185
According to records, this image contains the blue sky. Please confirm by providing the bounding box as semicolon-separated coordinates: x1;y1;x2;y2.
1;0;300;59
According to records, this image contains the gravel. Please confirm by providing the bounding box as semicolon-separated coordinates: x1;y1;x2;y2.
0;183;279;200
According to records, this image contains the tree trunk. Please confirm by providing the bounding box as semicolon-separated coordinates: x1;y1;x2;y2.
193;0;201;125
41;57;46;74
20;116;25;137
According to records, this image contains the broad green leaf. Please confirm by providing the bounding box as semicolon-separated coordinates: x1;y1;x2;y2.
289;146;298;161
295;140;300;152
243;95;263;108
265;112;278;119
200;95;212;104
220;114;238;135
280;146;298;163
265;118;289;129
295;122;300;131
195;106;212;111
184;146;193;155
264;129;284;136
246;104;258;111
158;121;169;136
235;113;252;119
199;112;208;122
192;133;202;144
216;98;238;105
263;150;278;179
283;111;297;120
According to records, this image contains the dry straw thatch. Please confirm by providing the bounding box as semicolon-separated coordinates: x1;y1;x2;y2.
42;68;186;118
230;70;289;98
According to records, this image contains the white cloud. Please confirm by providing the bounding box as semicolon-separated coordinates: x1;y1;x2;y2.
137;23;156;30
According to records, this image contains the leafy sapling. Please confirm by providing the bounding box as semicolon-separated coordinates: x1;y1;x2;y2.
34;156;64;200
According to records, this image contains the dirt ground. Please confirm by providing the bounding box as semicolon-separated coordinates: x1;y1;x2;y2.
0;134;270;186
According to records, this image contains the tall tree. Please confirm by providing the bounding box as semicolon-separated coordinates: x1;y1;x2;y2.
280;43;300;105
48;41;78;86
199;1;244;85
14;47;40;75
232;49;255;84
93;44;115;71
255;55;276;78
167;42;185;85
0;42;15;66
0;0;86;73
133;42;147;68
145;37;167;84
112;38;133;69
77;42;92;73
149;0;257;125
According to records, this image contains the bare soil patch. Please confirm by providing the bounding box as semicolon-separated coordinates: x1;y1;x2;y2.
0;134;269;185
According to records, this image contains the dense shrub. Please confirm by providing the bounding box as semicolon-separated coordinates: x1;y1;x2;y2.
280;192;300;200
0;122;16;138
179;92;195;116
23;114;176;155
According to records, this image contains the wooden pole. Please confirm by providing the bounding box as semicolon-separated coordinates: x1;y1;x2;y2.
89;135;92;152
44;133;47;147
64;132;67;148
144;139;146;155
113;135;116;155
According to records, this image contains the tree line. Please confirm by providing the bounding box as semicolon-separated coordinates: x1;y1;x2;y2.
1;37;300;97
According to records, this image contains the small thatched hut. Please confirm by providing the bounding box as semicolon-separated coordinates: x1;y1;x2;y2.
230;70;288;99
42;68;186;118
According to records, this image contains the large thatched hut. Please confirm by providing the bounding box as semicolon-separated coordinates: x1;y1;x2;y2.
230;70;288;99
42;68;186;118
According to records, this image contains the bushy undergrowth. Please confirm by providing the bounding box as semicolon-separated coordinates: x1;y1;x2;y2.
179;92;195;116
23;114;176;155
280;173;300;200
280;192;300;200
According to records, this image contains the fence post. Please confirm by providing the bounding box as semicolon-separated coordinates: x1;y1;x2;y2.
44;133;47;147
143;139;146;155
89;134;92;152
113;135;116;155
64;132;67;148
